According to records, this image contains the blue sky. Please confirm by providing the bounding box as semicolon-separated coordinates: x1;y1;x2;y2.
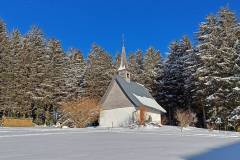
0;0;239;58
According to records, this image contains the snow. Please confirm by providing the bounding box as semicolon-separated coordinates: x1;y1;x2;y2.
136;82;144;87
233;87;240;91
206;94;217;100
118;64;125;71
199;35;209;39
0;126;239;160
228;106;240;121
204;81;212;85
221;77;240;80
133;93;166;112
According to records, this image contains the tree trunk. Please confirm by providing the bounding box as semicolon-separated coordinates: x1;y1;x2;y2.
168;106;172;125
202;105;207;128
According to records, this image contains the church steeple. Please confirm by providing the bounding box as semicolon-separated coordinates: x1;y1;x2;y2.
118;36;130;82
118;43;128;71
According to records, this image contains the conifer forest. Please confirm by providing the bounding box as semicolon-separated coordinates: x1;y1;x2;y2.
0;7;240;130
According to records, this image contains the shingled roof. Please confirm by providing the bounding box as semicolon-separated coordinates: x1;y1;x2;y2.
114;75;166;113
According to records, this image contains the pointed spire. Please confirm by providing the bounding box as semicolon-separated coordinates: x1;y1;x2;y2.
118;36;128;71
122;34;125;47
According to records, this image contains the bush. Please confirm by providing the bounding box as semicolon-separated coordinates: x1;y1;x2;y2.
45;111;54;126
175;109;198;132
237;126;240;132
59;98;100;128
207;122;216;132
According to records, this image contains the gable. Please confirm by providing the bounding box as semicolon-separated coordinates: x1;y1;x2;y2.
101;80;135;110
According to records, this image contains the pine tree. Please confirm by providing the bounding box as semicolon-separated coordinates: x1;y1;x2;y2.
193;15;219;127
233;35;240;77
142;47;161;93
128;53;138;81
0;19;11;115
127;50;144;83
194;7;240;128
84;44;115;100
31;39;68;124
8;29;25;117
135;49;144;83
65;48;86;100
182;48;200;109
152;51;165;99
159;37;192;124
22;27;50;117
115;52;121;69
47;39;68;104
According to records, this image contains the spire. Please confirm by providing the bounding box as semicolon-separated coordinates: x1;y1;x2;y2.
118;35;128;71
122;34;125;47
118;35;130;82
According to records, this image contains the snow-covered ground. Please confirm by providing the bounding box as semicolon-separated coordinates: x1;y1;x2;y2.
0;126;239;160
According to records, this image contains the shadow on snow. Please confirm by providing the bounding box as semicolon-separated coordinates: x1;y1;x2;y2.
185;140;240;160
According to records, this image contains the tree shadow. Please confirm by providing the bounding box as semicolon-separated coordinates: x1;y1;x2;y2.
184;140;240;160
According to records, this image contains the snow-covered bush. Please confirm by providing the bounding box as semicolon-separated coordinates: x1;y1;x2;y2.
206;117;223;131
206;118;216;131
175;109;198;132
228;106;240;132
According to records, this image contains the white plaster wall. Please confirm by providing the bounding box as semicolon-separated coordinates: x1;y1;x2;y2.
99;107;136;127
146;111;161;123
133;110;162;124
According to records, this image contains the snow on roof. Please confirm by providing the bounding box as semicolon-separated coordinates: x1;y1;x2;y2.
136;82;144;87
133;93;166;113
114;76;166;113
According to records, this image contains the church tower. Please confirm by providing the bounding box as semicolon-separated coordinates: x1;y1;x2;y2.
118;40;130;82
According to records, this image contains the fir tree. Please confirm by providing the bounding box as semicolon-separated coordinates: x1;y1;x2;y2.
23;27;50;117
47;39;68;104
115;52;121;69
135;49;144;83
84;44;115;100
0;19;11;115
8;29;25;116
195;7;240;128
159;37;192;124
128;53;138;81
65;48;86;100
142;47;161;93
152;51;165;99
127;50;144;83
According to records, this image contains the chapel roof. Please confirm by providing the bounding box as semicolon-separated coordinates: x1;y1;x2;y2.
114;75;166;113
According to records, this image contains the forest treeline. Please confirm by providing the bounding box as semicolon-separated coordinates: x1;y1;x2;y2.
0;7;239;130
